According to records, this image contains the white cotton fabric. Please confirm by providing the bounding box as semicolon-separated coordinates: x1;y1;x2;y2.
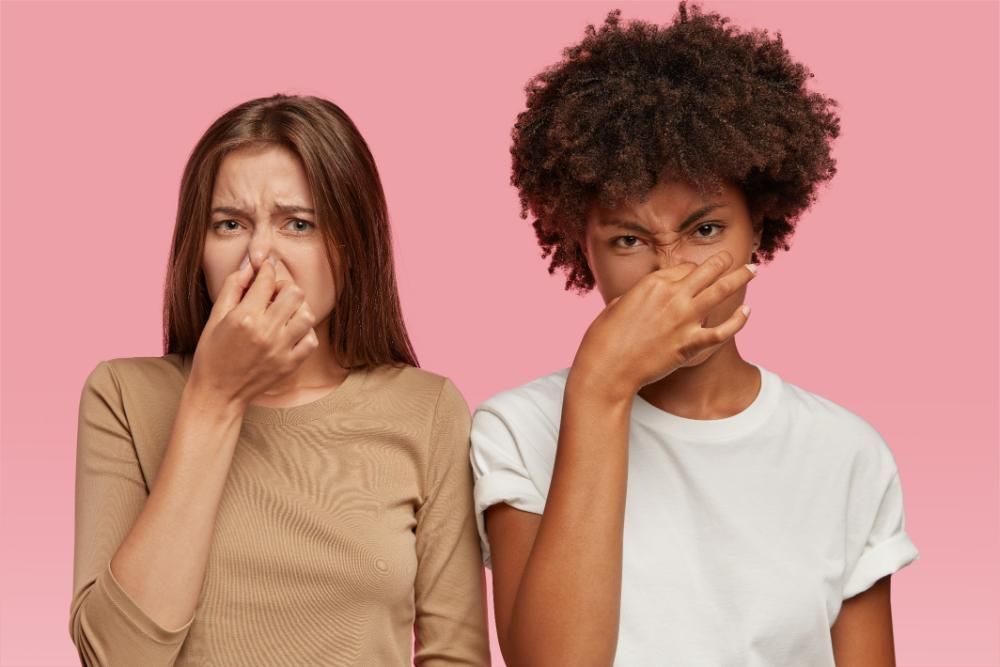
470;363;919;666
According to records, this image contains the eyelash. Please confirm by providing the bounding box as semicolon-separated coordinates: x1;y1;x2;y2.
612;223;724;248
212;219;316;234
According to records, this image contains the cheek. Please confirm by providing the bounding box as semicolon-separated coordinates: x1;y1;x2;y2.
590;250;650;301
293;249;339;312
201;243;229;303
683;235;751;264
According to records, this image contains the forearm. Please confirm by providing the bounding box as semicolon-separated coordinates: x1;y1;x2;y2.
504;371;632;666
109;384;245;630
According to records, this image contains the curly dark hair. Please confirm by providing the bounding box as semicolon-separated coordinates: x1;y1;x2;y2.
510;1;841;292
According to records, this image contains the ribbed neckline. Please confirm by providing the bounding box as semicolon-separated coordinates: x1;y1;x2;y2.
180;354;364;425
630;363;781;443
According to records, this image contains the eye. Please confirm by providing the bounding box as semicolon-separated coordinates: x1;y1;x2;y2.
284;218;316;234
212;219;243;233
612;235;646;249
692;223;724;240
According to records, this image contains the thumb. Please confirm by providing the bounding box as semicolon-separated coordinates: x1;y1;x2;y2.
210;259;255;321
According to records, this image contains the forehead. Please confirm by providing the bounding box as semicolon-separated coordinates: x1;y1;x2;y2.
609;179;738;216
587;179;745;229
212;145;313;206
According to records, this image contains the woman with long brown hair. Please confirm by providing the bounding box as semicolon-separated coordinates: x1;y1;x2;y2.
69;94;489;665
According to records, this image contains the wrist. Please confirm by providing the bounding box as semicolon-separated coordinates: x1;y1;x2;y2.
181;377;247;423
565;365;636;409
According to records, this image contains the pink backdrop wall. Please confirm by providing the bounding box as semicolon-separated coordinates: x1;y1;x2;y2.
2;1;997;665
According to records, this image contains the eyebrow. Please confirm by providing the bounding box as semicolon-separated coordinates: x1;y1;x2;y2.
210;203;315;217
600;203;728;235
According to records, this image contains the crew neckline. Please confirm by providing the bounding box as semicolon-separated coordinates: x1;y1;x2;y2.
630;363;781;443
180;354;364;425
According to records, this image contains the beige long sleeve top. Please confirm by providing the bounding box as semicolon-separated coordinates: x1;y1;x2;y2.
69;353;490;666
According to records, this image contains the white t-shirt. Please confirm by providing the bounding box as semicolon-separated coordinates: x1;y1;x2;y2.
470;363;919;666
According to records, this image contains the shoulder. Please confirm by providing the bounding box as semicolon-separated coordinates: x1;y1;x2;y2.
470;367;569;459
78;354;189;453
778;372;899;477
475;367;569;428
361;363;470;423
83;353;188;398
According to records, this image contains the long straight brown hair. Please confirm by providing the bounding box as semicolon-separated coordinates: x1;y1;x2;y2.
163;94;418;369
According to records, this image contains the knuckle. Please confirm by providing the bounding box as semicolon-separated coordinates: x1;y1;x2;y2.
708;255;727;271
705;283;726;303
678;337;700;359
249;330;267;347
235;313;254;331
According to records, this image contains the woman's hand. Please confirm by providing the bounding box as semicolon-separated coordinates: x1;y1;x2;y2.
189;255;319;408
571;249;756;402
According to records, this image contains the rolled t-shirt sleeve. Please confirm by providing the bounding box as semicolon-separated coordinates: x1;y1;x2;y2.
841;430;919;600
469;407;547;569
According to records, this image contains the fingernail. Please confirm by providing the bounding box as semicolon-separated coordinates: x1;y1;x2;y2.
268;256;277;267
239;255;250;270
746;263;758;274
741;304;751;316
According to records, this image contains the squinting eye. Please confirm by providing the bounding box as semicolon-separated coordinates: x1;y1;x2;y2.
285;219;316;233
213;220;241;232
693;223;723;239
612;235;644;249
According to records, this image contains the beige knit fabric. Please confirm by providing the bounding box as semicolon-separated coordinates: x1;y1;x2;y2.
69;353;490;666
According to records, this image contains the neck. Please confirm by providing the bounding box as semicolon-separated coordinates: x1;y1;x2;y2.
636;339;760;420
259;317;349;397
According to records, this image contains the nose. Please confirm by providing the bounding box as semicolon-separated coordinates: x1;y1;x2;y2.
245;232;278;273
652;242;696;272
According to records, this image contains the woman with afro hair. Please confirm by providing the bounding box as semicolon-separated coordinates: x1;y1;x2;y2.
469;3;919;665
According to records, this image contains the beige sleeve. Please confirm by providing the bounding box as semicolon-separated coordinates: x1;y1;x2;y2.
413;379;492;666
68;361;193;666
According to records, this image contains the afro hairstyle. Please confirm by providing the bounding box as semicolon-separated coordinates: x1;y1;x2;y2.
510;1;842;292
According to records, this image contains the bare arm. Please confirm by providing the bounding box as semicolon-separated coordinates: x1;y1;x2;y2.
485;251;757;666
831;575;896;666
488;376;633;666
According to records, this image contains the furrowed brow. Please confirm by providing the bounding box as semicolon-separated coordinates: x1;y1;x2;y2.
210;204;315;217
598;203;728;236
599;219;656;236
676;203;727;232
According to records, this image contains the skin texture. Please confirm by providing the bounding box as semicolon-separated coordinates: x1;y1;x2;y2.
109;146;344;631
486;178;895;666
833;576;896;666
203;144;348;404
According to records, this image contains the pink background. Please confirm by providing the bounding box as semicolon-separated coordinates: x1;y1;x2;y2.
2;1;997;665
